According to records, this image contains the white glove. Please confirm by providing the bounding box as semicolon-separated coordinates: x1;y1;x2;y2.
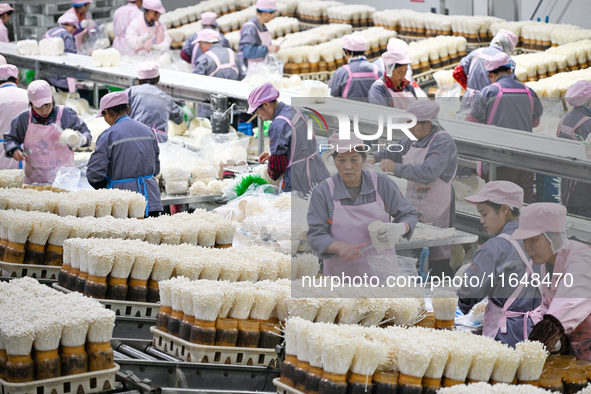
58;129;86;149
376;222;407;244
139;33;153;43
80;20;89;29
152;42;169;52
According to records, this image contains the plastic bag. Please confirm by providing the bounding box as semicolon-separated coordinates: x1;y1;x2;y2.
367;254;418;281
533;97;564;137
51;166;92;191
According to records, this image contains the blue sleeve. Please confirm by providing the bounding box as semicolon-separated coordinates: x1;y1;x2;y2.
239;24;268;59
242;44;268;60
530;89;543;120
328;67;346;97
3;112;28;156
460;50;476;74
168;95;184;125
393;133;457;184
193;56;208;75
268;118;290;156
376;173;417;239
220;33;231;48
61;107;92;146
368;82;391;107
64;35;77;54
372;137;411;163
470;88;492;123
306;181;337;259
86;130;111;185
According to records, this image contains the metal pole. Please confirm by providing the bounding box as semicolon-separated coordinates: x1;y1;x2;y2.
93;83;99;107
258;116;264;155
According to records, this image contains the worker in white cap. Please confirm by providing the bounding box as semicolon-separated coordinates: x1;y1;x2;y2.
238;0;279;68
0;3;14;43
328;35;382;99
60;0;95;52
373;37;414;82
512;203;591;360
368;49;417;109
468;52;543;203
181;12;231;66
454;29;518;115
127;62;184;143
125;0;171;55
3;80;91;184
458;181;543;347
367;100;457;275
87;91;162;217
0;64;28;170
42;13;79;93
557;80;591;217
307;131;417;279
247;82;330;195
112;0;143;56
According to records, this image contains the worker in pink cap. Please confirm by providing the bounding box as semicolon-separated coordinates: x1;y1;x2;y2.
181;12;231;66
126;62;183;143
0;64;27;170
247;82;329;195
61;0;96;53
112;0;143;56
328;35;382;99
42;13;80;93
193;29;243;118
368;49;417;109
556;80;591;218
457;181;543;346
3;80;91;184
454;29;518;116
238;0;279;68
468;52;543;204
373;38;414;82
0;3;14;43
125;0;171;55
367;100;458;275
511;203;591;360
87;91;162;217
307;130;417;279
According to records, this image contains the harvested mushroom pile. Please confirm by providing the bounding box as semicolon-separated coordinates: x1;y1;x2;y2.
59;240;312;302
0;188;147;219
0;277;116;383
279;318;548;393
0;169;25;189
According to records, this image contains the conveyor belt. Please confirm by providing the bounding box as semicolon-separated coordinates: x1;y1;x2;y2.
113;338;278;393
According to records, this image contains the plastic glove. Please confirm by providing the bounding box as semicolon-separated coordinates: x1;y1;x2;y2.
58;129;86;149
152;42;169;52
139;33;153;43
376;222;407;244
79;19;89;29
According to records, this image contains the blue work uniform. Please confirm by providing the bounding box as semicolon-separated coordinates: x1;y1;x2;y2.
307;169;417;260
183;27;231;67
86;116;162;214
329;56;382;100
367;78;417;108
457;221;542;347
127;84;184;143
238;17;270;67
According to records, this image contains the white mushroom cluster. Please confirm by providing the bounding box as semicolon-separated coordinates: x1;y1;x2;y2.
491;20;591;49
326;5;376;28
526;68;591;98
0;169;25;189
408;36;467;74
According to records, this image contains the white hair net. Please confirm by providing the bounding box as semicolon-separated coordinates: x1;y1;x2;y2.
491;34;515;56
543;232;567;254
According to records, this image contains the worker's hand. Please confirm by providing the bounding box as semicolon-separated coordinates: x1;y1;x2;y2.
366;154;376;165
79;20;89;29
338;243;366;262
12;150;25;162
380;159;395;173
376;222;407;245
152;42;169;52
140;33;153;43
69;132;87;149
267;44;279;53
258;152;270;163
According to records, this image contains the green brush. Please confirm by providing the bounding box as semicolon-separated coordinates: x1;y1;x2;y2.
233;175;271;197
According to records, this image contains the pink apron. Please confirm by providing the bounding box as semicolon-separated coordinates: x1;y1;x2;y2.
43;27;77;92
482;233;545;340
274;108;320;193
402;128;456;260
22;106;75;184
239;21;272;64
486;82;533;125
556;114;591;207
341;63;379;98
324;171;393;279
204;48;239;77
138;19;165;53
0;84;26;170
382;80;416;109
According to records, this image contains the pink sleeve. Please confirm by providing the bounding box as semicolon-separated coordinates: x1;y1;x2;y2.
159;25;172;47
0;23;9;43
113;8;127;37
546;248;591;334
